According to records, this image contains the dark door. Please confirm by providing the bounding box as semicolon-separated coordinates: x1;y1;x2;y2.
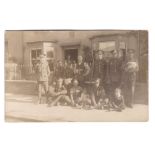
64;49;78;63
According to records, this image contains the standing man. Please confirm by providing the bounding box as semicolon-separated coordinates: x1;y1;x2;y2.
36;54;50;104
109;50;123;96
83;62;91;83
54;60;64;79
122;49;139;108
74;55;85;86
48;59;55;85
93;50;106;84
64;61;74;79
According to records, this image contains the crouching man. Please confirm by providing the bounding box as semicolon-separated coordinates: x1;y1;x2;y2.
47;78;71;107
111;88;125;112
89;78;107;109
70;79;83;107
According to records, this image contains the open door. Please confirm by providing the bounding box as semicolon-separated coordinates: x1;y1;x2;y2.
64;48;78;63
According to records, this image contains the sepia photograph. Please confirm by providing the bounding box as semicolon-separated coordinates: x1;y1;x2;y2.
5;30;148;122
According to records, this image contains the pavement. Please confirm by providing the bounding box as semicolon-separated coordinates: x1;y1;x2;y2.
5;93;148;122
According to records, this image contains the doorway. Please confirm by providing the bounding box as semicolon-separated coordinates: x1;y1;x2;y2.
64;48;78;63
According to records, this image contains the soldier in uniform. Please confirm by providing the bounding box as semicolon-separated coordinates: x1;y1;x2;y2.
93;50;106;84
83;62;91;84
36;54;50;104
54;60;64;79
109;50;123;98
64;61;74;79
122;49;139;108
48;59;55;85
74;55;85;86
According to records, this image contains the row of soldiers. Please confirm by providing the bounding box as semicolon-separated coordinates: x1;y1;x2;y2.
35;49;139;110
48;50;122;87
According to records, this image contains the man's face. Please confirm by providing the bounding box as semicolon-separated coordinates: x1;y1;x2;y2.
57;80;63;87
95;79;100;87
64;61;67;66
40;58;46;63
105;98;109;103
115;89;121;98
64;78;71;85
73;80;78;86
113;52;118;58
78;56;83;62
128;53;134;59
59;61;62;66
128;50;135;59
98;53;103;60
84;62;87;67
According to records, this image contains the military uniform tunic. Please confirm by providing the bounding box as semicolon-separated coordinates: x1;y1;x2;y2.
93;59;106;82
109;58;123;91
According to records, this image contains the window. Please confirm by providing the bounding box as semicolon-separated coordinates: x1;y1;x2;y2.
99;41;116;51
31;49;42;72
31;49;41;61
99;41;116;58
47;51;54;58
43;42;55;62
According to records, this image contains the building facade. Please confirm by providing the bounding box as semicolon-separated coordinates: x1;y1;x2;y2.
5;30;148;82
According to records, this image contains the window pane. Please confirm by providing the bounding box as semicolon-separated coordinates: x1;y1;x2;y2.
36;49;41;57
47;51;54;58
31;50;36;59
99;41;116;51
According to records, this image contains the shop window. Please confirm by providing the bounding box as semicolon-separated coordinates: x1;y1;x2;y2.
99;41;116;58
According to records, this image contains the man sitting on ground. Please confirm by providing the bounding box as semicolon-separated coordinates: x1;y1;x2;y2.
47;78;71;107
70;79;83;107
89;78;107;109
111;88;125;112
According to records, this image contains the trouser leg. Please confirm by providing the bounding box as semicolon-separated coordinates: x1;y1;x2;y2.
43;81;49;104
38;83;42;104
52;95;63;106
131;84;135;105
126;83;133;107
60;95;72;105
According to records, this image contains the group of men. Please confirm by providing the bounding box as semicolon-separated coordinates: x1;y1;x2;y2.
35;49;139;111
